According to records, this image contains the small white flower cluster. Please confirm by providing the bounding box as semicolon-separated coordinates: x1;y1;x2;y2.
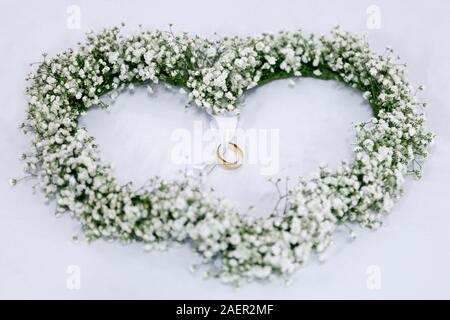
20;26;434;284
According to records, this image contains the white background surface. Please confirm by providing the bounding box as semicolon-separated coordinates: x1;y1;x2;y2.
1;0;450;299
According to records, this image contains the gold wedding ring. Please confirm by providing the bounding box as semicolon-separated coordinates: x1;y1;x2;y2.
216;142;243;170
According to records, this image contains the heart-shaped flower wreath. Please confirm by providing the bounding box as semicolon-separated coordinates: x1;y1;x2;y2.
19;25;434;283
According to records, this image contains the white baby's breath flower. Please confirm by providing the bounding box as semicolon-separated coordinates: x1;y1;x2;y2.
19;25;434;284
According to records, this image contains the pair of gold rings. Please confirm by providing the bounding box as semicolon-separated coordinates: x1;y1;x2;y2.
216;142;243;170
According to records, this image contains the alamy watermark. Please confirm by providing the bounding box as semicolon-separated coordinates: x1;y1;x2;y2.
66;265;81;290
366;5;382;30
170;121;280;176
66;5;81;30
366;264;382;290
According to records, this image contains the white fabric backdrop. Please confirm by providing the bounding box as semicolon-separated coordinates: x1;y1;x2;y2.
1;0;449;299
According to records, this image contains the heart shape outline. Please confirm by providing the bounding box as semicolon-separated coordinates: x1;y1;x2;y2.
20;26;434;283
